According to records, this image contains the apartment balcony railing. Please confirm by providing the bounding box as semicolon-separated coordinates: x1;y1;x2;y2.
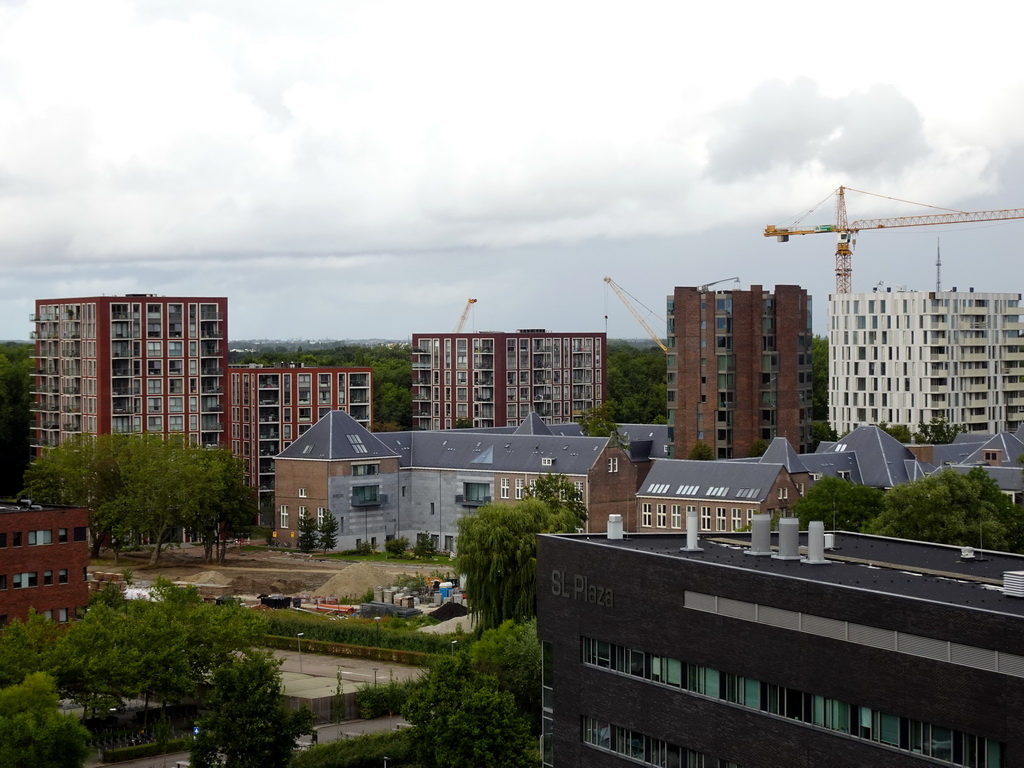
351;493;387;508
455;494;491;507
201;367;224;377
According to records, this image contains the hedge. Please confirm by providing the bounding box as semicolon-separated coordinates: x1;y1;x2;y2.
264;634;434;667
264;612;471;656
101;737;191;763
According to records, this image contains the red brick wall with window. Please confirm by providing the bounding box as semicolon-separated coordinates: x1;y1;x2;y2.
0;504;90;626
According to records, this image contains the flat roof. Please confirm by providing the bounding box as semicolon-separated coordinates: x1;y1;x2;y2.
550;531;1024;617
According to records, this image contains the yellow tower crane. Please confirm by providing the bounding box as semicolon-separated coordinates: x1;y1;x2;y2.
454;298;477;333
603;277;668;354
764;186;1024;293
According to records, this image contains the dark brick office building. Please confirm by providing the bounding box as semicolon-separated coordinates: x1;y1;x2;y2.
667;284;813;459
537;529;1017;767
0;500;90;626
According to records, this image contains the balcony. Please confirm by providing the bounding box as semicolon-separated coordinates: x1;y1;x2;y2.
201;421;225;432
351;493;387;508
201;367;224;377
202;385;224;394
455;494;491;507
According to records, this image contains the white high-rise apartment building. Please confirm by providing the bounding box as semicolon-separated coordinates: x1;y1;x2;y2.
829;289;1024;436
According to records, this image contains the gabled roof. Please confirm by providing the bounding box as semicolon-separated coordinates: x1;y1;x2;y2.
277;410;400;461
638;459;787;503
799;452;863;483
514;412;554;436
759;437;807;473
819;425;918;488
957;432;1024;466
948;465;1024;493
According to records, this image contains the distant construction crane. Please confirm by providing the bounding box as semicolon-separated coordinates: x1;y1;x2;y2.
454;298;477;333
603;277;667;354
764;186;1024;293
698;276;740;293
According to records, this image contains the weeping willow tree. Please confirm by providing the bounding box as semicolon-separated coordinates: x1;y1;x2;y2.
456;498;580;632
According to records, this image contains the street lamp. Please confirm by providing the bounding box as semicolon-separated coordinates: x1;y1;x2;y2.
383;758;391;768
450;639;458;657
297;632;305;673
373;667;379;687
374;615;382;646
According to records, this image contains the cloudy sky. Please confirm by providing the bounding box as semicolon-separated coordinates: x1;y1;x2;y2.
2;0;1023;342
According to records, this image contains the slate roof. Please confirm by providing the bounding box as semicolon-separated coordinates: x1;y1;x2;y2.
638;459;786;503
277;410;400;461
815;425;919;488
514;412;555;436
758;437;807;473
958;432;1024;466
948;464;1024;493
373;430;610;475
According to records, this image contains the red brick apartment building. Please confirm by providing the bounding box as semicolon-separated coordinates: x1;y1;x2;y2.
0;500;90;626
411;330;607;429
228;364;373;504
31;295;229;452
667;284;813;459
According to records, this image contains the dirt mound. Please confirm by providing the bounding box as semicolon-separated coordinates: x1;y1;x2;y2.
185;570;233;586
228;574;311;596
430;601;468;622
315;563;388;600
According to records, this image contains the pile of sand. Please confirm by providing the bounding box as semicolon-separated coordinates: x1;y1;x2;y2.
228;575;311;596
185;570;233;586
315;563;391;601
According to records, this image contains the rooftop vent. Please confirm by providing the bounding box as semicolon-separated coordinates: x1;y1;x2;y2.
607;514;623;540
802;521;829;565
1003;571;1024;598
680;507;703;553
745;513;772;557
774;517;801;561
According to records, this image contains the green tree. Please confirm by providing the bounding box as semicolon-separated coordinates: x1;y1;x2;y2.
183;448;258;563
403;655;537;768
191;652;313;768
606;341;667;424
687;441;714;460
523;473;587;530
792;476;885;532
577;402;618;437
0;611;62;688
456;498;578;632
469;620;542;723
747;439;769;458
297;509;320;553
877;422;913;443
870;468;1012;548
384;535;408;557
318;513;340;553
22;433;133;559
0;672;90;768
0;343;33;497
913;416;967;445
811;335;829;421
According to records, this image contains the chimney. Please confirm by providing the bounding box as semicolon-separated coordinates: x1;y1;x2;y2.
774;517;801;560
680;507;703;552
607;514;623;540
746;513;772;556
802;521;829;565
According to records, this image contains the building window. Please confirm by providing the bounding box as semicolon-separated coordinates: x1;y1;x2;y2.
59;569;68;584
28;530;53;546
515;478;525;500
298;487;307;498
641;503;652;527
58;608;68;623
13;572;38;589
0;533;5;548
279;505;289;528
500;478;510;499
43;570;53;586
352;485;380;505
608;457;619;473
298;506;307;520
656;504;667;528
317;508;326;526
13;532;21;547
701;507;711;530
353;463;380;476
732;508;743;531
464;482;490;504
671;505;682;529
73;527;87;542
716;507;727;531
0;575;5;590
778;487;789;500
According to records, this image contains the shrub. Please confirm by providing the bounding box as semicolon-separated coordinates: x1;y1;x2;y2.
290;730;414;768
413;534;436;559
355;677;422;719
384;537;409;557
355;541;374;556
102;738;191;763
